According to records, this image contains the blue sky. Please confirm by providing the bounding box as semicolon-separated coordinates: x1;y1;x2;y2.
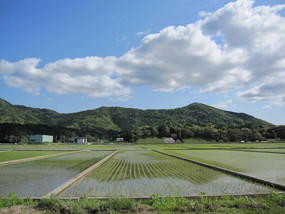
1;0;285;125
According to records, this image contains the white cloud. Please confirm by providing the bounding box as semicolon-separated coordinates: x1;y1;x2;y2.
0;57;131;100
115;36;128;42
212;99;234;109
0;0;285;106
3;76;42;96
136;29;150;36
120;24;239;90
237;72;285;107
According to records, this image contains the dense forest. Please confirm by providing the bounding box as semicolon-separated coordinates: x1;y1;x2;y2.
118;124;285;142
0;122;284;144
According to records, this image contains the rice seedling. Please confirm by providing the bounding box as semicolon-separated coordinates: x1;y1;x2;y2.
61;150;275;197
0;151;112;197
165;149;285;185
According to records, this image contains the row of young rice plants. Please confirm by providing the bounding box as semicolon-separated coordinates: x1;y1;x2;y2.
163;149;285;186
145;142;285;150
0;151;112;197
60;150;275;197
0;150;67;162
237;148;285;154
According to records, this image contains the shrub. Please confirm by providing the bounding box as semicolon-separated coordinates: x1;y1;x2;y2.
37;197;63;213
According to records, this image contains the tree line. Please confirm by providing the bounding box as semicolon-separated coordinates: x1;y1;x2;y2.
118;124;285;142
0;123;284;143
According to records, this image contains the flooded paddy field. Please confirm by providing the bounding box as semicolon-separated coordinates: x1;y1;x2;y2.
139;142;285;150
60;150;276;197
1;143;284;198
165;149;285;186
0;151;112;197
0;150;68;162
236;148;285;154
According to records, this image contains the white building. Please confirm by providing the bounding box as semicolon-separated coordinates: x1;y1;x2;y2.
116;138;124;142
70;137;88;144
30;135;53;143
163;138;175;144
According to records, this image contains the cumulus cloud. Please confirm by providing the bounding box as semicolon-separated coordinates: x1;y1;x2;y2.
0;57;131;100
0;0;285;105
237;72;285;107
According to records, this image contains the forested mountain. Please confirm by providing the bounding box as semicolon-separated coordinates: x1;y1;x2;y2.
2;98;282;143
0;98;271;133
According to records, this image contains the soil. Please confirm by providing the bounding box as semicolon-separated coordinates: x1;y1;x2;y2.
0;205;46;214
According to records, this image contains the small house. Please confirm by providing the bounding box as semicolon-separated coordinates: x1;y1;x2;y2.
70;137;88;144
116;138;124;142
163;138;175;144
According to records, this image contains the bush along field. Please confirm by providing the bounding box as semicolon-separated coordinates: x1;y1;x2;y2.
0;192;285;214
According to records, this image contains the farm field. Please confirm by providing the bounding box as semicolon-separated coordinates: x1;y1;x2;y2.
0;143;284;198
61;150;276;197
0;151;112;197
142;142;285;150
1;141;285;151
0;150;68;162
236;148;285;154
164;149;285;186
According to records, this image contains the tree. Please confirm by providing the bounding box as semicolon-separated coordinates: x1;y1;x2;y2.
157;124;170;137
181;127;193;138
227;129;243;142
151;127;159;136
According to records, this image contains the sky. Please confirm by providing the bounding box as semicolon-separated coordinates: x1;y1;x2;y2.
0;0;285;125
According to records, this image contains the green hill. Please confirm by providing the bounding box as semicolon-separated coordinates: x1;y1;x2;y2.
0;98;271;134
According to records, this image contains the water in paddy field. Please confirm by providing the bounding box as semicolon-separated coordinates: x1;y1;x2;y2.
167;149;285;186
60;151;277;197
0;151;111;197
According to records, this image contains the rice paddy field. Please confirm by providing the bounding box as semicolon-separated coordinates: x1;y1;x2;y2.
0;151;112;197
60;150;275;197
164;149;285;186
237;148;285;154
0;142;284;198
0;150;68;162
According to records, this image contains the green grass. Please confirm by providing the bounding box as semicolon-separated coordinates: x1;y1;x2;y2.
0;150;67;162
143;141;285;150
136;137;165;144
1;140;285;151
1;193;285;214
237;148;285;154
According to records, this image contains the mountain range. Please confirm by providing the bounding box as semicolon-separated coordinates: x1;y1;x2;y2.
0;98;271;134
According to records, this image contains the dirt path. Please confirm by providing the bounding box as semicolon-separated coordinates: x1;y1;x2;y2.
0;150;82;167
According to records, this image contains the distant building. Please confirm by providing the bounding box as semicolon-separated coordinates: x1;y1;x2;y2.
116;138;124;142
30;135;53;143
70;137;88;144
163;138;175;144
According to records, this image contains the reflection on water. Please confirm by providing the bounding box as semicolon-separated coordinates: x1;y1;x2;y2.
0;151;111;197
168;150;285;186
61;151;274;197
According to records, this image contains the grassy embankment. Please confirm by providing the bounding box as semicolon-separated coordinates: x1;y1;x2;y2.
0;150;67;162
1;138;285;151
0;193;285;214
